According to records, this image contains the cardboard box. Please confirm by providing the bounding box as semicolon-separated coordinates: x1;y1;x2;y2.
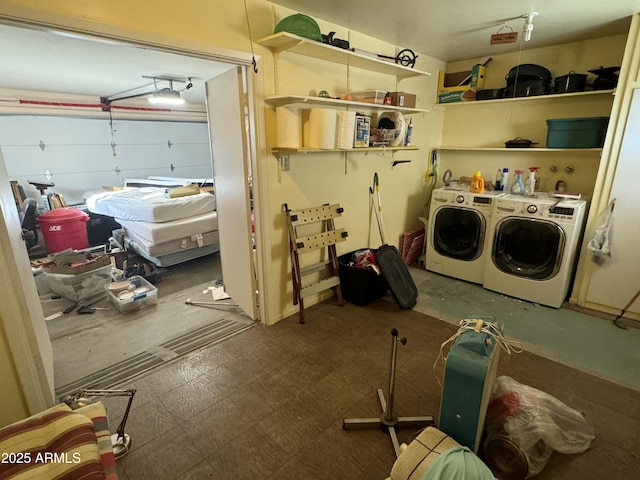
437;64;486;104
389;92;416;108
42;250;112;275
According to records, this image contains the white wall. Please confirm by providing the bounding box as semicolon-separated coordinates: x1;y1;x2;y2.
264;8;445;321
0;116;212;206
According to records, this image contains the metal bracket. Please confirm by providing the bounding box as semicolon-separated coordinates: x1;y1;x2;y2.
280;154;290;171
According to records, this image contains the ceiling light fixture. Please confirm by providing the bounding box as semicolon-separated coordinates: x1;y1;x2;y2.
148;87;185;105
147;78;185;105
101;76;189;109
522;12;539;42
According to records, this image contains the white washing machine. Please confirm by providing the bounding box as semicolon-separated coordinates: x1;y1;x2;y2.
426;187;505;284
483;194;587;308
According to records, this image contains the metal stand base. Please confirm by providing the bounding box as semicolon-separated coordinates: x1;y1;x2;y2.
342;329;434;457
110;433;131;459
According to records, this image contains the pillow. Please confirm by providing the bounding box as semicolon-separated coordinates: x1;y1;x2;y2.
422;446;497;480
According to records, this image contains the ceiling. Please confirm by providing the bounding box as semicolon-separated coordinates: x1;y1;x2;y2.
270;0;640;63
0;1;639;106
0;23;233;106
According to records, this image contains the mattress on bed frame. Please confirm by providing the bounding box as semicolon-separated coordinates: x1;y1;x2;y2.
117;211;218;244
125;228;220;257
125;236;220;267
87;187;216;223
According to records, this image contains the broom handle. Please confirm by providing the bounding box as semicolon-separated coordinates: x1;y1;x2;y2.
374;173;385;244
620;288;640;314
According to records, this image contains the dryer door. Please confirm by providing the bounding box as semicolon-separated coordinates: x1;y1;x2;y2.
492;218;565;280
433;207;485;261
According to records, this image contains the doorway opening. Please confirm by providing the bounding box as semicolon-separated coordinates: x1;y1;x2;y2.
0;23;260;399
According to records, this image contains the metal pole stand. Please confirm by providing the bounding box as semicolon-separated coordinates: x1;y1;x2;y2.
342;328;434;457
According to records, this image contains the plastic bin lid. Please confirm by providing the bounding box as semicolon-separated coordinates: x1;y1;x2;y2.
39;207;89;222
546;116;609;124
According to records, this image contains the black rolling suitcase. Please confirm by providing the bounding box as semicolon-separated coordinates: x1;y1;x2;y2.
376;244;418;309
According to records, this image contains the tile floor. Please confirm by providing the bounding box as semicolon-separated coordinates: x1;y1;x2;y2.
100;294;640;480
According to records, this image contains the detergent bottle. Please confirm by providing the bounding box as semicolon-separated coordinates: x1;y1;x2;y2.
525;167;539;195
510;170;525;195
470;171;485;193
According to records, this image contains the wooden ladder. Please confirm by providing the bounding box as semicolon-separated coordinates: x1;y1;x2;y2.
285;203;348;324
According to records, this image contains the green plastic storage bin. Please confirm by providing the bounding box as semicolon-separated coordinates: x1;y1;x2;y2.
546;117;609;148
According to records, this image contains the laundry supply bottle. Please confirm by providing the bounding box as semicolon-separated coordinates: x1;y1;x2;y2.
500;168;509;192
511;170;525;195
525;167;539;195
495;169;503;191
470;171;485;193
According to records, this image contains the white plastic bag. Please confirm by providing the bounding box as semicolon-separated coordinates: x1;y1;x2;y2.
485;376;595;478
587;199;615;265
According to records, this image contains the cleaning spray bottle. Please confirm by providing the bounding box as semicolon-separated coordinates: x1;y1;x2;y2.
510;170;525;195
470;170;484;193
525;167;539;196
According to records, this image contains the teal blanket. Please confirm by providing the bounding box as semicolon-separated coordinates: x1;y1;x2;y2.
423;446;497;480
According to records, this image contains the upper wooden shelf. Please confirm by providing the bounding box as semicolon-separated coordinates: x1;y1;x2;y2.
272;145;418;156
434;146;603;153
433;89;615;108
264;95;429;113
257;32;431;80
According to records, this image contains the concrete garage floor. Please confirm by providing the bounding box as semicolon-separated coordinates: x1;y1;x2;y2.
42;253;255;397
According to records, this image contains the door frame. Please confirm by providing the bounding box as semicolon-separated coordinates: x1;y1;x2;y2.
0;13;272;412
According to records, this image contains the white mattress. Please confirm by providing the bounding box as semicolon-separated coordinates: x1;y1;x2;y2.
125;237;219;267
118;211;218;244
126;229;220;257
86;187;216;223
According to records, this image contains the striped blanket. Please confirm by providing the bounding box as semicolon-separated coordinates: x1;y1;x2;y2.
0;403;118;479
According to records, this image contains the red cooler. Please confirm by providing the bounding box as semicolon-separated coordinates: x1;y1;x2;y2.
38;208;90;253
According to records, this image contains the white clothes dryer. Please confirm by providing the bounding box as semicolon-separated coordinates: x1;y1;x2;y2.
483;194;587;308
426;187;505;284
